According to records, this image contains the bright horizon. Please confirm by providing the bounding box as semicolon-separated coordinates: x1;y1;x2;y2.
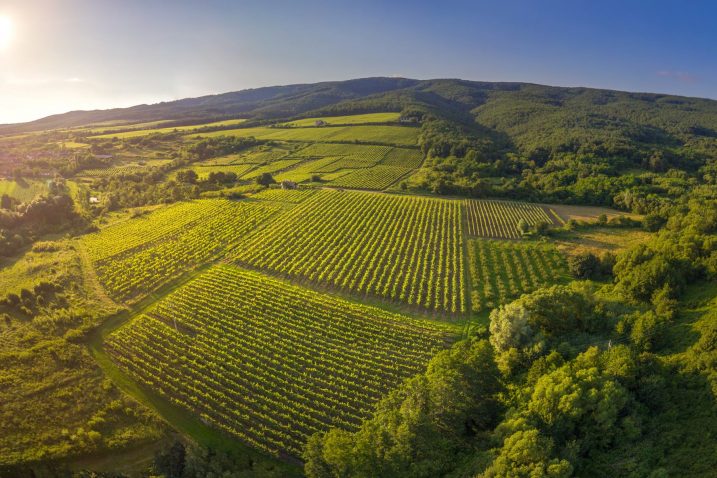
1;0;716;124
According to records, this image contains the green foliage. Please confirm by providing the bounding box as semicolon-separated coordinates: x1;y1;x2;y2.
304;338;502;478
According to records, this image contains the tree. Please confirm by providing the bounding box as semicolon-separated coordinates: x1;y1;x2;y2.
567;252;601;279
153;441;186;478
484;428;573;478
256;172;276;187
176;169;198;184
517;219;531;236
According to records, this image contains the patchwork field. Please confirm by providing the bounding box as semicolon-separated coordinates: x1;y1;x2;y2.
234;189;466;314
82;199;281;302
464;199;558;238
193;124;420;146
467;239;568;312
105;265;454;458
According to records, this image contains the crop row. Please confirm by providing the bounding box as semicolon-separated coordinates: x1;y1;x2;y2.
328;165;412;190
87;199;281;303
464;199;556;238
234;189;466;315
105;265;452;458
467;239;567;311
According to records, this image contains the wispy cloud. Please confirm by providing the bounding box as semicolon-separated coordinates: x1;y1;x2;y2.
64;77;84;83
656;70;697;84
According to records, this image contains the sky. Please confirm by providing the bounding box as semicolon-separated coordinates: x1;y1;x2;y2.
0;0;715;123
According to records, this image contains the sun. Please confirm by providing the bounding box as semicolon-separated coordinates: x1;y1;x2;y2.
0;15;13;50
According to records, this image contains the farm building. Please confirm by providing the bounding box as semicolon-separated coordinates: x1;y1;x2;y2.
314;120;326;126
89;196;100;204
281;180;298;190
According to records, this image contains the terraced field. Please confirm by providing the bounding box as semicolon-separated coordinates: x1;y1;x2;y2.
105;265;454;458
82;199;281;302
467;239;567;311
234;189;466;314
464;199;557;238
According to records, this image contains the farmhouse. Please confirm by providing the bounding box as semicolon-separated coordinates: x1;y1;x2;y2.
281;180;297;190
89;196;100;204
314;120;326;126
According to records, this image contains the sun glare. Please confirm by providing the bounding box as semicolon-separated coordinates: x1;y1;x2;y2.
0;15;13;50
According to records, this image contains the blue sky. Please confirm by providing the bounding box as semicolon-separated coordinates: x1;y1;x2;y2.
0;0;715;123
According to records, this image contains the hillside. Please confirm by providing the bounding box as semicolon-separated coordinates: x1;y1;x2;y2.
4;77;717;211
1;82;717;478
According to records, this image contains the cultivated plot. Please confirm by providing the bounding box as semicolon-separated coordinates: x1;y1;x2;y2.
464;199;557;239
105;265;454;458
234;189;466;314
468;239;567;312
83;199;281;303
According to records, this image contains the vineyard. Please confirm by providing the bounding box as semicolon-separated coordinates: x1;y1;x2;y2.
105;265;454;458
234;189;466;314
251;188;316;203
327;165;411;190
464;199;557;238
195;125;420;146
83;199;281;302
467;239;567;312
294;143;392;161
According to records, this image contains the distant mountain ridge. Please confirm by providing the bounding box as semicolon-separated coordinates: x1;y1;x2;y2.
6;77;717;137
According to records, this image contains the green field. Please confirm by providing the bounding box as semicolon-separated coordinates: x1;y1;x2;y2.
0;179;47;202
279;112;401;127
105;264;454;458
464;199;558;239
82;199;281;303
467;239;568;312
91;119;247;139
192;124;420;146
234;189;466;314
